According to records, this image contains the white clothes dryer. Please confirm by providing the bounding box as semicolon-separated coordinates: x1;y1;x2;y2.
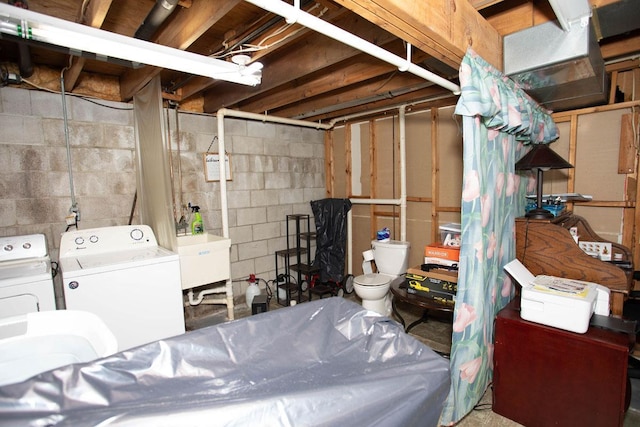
0;234;55;320
59;225;185;351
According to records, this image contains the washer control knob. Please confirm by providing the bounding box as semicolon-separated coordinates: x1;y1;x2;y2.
68;281;79;290
22;242;31;250
3;245;13;252
89;235;98;243
130;228;144;241
75;237;85;245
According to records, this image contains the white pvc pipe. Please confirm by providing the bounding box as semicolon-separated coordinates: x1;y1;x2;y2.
215;108;332;317
216;107;332;235
216;112;230;238
399;106;407;241
350;198;402;205
217;108;333;130
216;107;332;237
345;107;408;274
214;108;409;282
244;0;461;94
187;287;228;306
327;93;454;127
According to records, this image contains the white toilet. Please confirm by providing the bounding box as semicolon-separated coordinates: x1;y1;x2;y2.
353;239;410;316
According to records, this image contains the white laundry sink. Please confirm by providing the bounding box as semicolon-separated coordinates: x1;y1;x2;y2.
176;233;231;290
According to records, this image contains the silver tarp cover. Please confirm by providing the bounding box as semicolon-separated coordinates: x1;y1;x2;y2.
0;298;451;427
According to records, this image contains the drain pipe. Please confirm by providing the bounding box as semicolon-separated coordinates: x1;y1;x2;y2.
134;0;179;41
213;107;410;279
187;108;331;317
216;109;332;237
244;0;461;95
336;105;409;275
398;105;407;241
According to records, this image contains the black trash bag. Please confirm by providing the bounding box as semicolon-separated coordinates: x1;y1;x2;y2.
311;198;352;284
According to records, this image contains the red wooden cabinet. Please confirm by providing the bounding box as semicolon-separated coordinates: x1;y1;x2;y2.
493;298;629;427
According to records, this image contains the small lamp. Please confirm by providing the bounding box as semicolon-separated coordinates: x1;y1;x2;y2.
515;144;573;219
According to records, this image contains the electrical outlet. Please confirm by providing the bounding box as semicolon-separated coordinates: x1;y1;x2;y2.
0;69;21;85
70;205;80;222
65;212;77;225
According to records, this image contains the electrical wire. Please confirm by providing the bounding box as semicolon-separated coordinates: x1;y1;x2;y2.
50;261;59;279
20;77;133;110
230;275;276;305
60;71;78;226
208;4;327;62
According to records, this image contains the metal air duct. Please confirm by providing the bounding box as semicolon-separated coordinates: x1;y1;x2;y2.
504;20;608;112
134;0;179;41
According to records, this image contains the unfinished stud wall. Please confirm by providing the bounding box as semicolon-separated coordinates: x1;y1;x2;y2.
329;106;463;273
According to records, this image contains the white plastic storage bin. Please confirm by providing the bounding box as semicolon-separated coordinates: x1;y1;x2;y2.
439;223;461;247
0;310;118;386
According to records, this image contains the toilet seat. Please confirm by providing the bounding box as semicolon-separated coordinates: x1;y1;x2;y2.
354;273;391;286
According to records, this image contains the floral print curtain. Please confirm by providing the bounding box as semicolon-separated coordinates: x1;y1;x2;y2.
440;49;558;425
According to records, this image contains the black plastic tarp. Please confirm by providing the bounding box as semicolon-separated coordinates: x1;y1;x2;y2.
311;198;352;283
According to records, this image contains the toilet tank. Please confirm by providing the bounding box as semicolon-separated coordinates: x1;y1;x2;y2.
372;240;410;275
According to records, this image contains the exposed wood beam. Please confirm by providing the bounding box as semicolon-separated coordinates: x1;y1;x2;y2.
119;0;241;101
203;13;398;112
83;0;113;27
272;73;448;119
174;5;348;101
601;34;640;61
63;0;113;90
332;0;502;70
606;58;640;73
309;84;454;122
238;39;434;114
240;56;397;114
273;73;432;118
469;0;505;9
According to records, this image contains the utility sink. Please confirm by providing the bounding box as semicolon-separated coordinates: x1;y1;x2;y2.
176;233;231;290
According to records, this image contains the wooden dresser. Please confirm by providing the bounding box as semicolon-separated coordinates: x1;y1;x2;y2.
493;298;630;427
515;212;633;316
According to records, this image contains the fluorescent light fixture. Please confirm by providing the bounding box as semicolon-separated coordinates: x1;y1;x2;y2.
0;3;262;86
547;0;592;31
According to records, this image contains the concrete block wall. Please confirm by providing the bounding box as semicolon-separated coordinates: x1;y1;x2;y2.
0;87;136;257
0;86;325;309
225;118;325;293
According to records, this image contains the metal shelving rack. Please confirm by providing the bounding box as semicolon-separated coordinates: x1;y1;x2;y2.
274;214;318;306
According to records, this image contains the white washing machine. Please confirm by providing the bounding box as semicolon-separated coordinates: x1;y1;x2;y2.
0;234;56;320
59;225;185;351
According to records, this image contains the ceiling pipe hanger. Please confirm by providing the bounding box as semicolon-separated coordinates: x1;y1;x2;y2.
244;0;461;95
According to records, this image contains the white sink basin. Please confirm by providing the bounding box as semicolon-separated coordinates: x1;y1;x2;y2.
176;233;231;290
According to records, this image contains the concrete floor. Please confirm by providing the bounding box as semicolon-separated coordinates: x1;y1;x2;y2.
186;290;640;426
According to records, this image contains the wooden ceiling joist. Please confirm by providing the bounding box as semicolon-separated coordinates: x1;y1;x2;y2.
332;0;503;70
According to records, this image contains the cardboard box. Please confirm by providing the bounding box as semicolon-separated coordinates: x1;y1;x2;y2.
424;244;460;262
405;265;457;303
424;256;459;267
406;286;455;305
406;266;458;283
